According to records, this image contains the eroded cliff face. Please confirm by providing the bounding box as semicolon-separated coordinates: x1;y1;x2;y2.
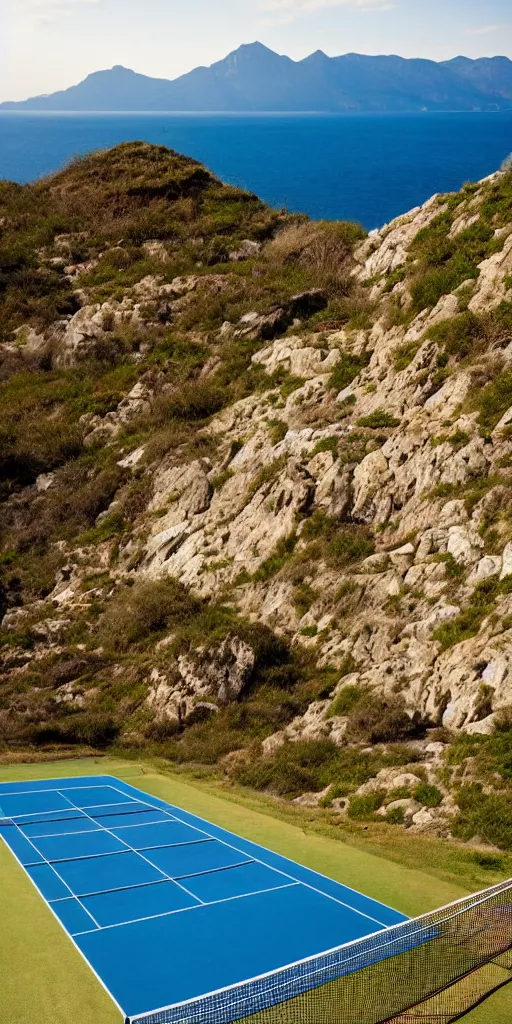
2;145;512;844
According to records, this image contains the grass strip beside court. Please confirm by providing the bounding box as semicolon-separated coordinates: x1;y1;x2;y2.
1;757;511;1024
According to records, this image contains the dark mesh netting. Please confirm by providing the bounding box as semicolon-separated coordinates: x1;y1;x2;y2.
129;879;512;1024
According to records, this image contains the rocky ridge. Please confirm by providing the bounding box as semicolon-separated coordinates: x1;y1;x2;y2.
2;144;512;848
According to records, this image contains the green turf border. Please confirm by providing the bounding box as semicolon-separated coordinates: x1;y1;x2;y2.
1;756;511;1023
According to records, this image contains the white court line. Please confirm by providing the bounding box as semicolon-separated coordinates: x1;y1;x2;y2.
59;790;206;910
9;810;86;823
111;817;194;832
27;814;172;840
74;882;300;936
93;811;171;823
109;783;388;931
2;820;102;930
40;850;137;865
23;827;102;840
0;785;107;794
91;803;170;818
0;833;126;1020
9;799;142;823
0;783;112;798
49;877;173;902
174;859;252;880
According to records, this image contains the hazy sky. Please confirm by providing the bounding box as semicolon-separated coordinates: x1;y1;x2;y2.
2;0;512;102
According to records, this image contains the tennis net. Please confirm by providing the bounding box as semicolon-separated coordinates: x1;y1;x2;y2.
128;877;512;1024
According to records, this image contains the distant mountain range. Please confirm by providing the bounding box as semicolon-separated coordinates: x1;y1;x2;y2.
3;43;512;113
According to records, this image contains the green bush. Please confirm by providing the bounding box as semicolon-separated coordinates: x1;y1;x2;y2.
474;368;512;432
311;436;339;458
385;785;412;803
326;684;365;718
31;713;119;748
346;692;421;743
235;739;342;797
328;352;369;392
356;410;400;429
234;738;419;798
432;553;464;579
327;528;375;567
301;509;332;540
452;789;512;850
100;578;201;651
156;380;226;421
301;511;375;567
413;783;443;808
446;717;512;783
471;852;505;871
347;791;385;820
292;582;317;618
410;261;478;314
266;219;366;294
386;806;405;825
425;311;484;361
267;419;288;445
393;341;421;372
448;429;470;449
210;469;234;491
252;533;297;583
408;213;498;314
433;577;501;650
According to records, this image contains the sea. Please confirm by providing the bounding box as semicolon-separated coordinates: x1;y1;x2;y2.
1;111;511;230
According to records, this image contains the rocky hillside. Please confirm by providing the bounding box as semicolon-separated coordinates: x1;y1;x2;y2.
2;143;512;850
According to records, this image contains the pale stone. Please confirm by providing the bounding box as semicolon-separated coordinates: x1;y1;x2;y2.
146;636;256;722
447;526;481;566
377;799;421;822
52;586;75;606
421;605;461;639
292;785;331;807
412;807;435;827
482;658;508;687
252;334;340;380
390;543;415;557
494;407;512;433
118;446;146;469
467;556;502;584
469;232;512;313
35;473;55;492
386;576;402;597
424;742;446;758
465;715;496;736
501;543;512;580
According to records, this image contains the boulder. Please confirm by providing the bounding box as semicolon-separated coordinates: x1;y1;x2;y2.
233;291;326;341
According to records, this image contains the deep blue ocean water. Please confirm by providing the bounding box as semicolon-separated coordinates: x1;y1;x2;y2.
0;111;511;229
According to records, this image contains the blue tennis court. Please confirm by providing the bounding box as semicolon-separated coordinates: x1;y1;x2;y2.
0;775;408;1023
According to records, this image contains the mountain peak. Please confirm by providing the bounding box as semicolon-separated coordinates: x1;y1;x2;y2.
225;41;283;62
237;41;276;54
301;49;330;66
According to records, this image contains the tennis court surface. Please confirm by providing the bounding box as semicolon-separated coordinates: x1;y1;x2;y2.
0;773;408;1022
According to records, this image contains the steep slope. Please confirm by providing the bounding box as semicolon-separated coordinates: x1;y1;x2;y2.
2;143;512;850
2;44;512;111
